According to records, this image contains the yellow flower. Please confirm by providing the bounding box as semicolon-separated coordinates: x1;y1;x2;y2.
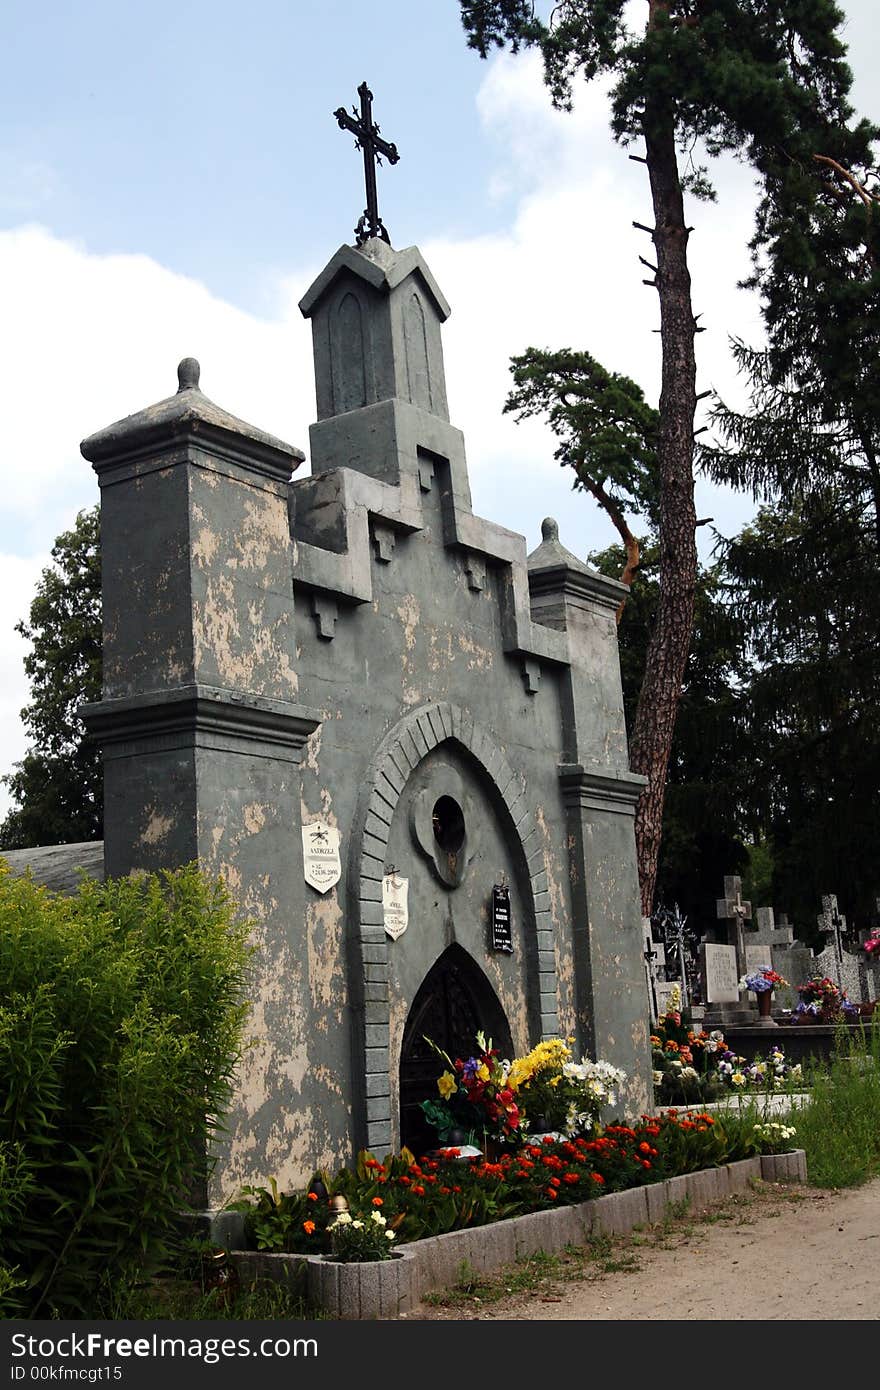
476;1063;490;1082
437;1071;458;1099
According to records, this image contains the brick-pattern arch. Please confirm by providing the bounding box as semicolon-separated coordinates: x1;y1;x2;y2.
350;700;558;1155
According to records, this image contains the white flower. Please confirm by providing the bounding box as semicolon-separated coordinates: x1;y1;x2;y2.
370;1210;386;1226
351;1220;364;1230
385;1229;396;1240
652;1070;663;1084
329;1211;352;1227
680;1066;698;1079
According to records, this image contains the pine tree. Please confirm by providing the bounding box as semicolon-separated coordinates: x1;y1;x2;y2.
457;0;875;911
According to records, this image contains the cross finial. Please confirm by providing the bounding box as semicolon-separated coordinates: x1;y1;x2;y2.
333;81;400;247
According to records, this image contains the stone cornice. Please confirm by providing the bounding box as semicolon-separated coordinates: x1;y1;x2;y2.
82;684;321;762
558;763;647;817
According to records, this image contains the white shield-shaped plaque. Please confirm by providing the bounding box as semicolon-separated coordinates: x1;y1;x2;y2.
383;872;409;940
301;819;341;894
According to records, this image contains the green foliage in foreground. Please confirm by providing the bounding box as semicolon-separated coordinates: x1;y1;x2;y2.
0;862;252;1318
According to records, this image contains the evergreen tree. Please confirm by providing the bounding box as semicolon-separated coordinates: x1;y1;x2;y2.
505;347;659;597
0;508;102;849
717;489;880;935
457;0;874;912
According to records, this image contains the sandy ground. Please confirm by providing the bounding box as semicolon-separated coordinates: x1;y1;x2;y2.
404;1176;880;1321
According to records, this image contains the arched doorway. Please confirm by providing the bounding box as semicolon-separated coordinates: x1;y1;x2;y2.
399;944;513;1157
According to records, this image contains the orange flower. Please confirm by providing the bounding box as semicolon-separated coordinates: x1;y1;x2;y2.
371;1197;383;1207
303;1220;316;1235
307;1191;318;1202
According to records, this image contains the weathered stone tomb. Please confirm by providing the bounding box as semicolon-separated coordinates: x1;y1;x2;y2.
19;234;653;1203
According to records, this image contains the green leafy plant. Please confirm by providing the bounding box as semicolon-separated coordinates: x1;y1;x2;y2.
0;860;252;1317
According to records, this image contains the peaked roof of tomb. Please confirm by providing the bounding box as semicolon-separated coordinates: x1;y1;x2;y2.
298;238;451;321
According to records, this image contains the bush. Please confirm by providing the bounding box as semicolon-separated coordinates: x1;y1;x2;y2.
0;860;252;1316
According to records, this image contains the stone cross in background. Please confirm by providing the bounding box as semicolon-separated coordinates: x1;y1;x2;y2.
747;906;797;1008
716;875;752;983
817;893;848;988
746;905;795;961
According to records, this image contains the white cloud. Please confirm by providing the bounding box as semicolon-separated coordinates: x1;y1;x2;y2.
0;227;319;818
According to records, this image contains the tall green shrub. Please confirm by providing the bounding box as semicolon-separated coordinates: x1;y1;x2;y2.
0;861;252;1317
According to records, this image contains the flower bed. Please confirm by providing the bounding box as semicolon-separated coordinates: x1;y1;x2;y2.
228;1150;807;1318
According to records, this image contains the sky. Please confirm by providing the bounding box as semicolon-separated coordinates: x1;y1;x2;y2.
1;0;877;816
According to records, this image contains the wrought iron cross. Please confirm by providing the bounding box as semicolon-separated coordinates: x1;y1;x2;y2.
333;81;400;247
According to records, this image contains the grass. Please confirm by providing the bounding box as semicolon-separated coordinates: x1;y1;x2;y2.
113;1277;321;1321
790;1018;880;1188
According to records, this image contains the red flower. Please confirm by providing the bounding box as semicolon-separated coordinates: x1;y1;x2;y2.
563;1172;580;1185
546;1188;557;1200
591;1172;605;1185
411;1184;426;1196
549;1177;561;1188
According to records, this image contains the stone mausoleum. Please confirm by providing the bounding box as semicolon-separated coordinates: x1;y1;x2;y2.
7;229;651;1204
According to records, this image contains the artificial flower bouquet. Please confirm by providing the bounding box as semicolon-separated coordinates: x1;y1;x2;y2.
740;967;788;994
420;1032;626;1147
507;1039;625;1136
420;1032;521;1145
794;974;859;1022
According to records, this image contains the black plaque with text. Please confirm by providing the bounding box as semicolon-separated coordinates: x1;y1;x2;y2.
491;884;513;953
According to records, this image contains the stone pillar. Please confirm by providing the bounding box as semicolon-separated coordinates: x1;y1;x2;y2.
81;358;320;1205
81;358;319;879
528;520;650;1115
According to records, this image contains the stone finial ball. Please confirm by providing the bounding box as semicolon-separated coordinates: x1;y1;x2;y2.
541;517;559;542
177;357;201;392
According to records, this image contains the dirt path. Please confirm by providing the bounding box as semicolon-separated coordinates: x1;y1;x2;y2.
405;1176;880;1321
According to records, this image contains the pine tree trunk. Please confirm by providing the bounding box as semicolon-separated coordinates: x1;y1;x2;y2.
628;106;698;916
